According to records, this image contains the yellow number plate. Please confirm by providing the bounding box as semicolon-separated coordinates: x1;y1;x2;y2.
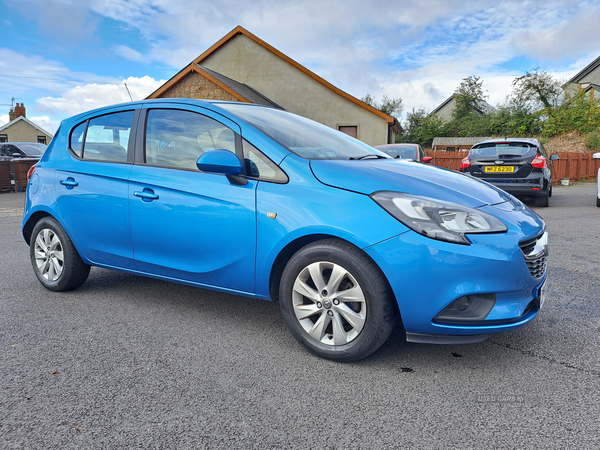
484;166;515;173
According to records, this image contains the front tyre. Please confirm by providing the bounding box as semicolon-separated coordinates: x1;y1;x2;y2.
279;239;396;362
30;217;90;292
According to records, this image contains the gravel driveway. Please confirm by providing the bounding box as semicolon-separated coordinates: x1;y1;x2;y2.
1;184;599;449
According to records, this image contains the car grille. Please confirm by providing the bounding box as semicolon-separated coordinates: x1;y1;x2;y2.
519;232;548;279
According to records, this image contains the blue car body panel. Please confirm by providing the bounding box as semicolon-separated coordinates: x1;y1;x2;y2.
310;158;513;207
23;98;548;343
128;164;258;293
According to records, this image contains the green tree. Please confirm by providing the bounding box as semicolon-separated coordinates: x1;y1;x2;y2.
512;68;563;113
452;75;488;121
403;107;446;147
544;89;600;136
486;97;543;137
361;93;403;118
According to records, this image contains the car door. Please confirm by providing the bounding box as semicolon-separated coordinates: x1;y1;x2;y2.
55;108;138;269
128;105;257;294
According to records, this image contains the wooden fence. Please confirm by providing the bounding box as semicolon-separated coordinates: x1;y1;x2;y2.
0;159;38;193
425;150;600;185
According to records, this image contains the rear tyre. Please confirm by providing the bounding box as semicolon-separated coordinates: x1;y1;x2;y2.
279;239;397;362
30;217;90;292
535;191;549;207
596;196;600;207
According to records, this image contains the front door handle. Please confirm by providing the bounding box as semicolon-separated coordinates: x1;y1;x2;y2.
60;177;78;189
133;188;159;202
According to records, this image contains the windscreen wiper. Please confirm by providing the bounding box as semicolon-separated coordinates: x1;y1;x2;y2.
349;154;389;160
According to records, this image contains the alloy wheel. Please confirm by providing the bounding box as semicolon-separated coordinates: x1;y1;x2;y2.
292;261;367;345
34;229;64;282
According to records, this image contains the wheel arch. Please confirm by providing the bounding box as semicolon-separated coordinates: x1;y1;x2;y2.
268;234;399;316
23;211;53;245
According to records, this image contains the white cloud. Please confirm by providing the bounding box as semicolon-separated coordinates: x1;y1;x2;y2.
0;48;117;96
5;0;100;45
0;114;9;126
114;45;144;62
35;76;165;120
4;0;600;129
29;115;59;135
512;5;600;61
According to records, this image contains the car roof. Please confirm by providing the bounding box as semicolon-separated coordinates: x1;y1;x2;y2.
59;98;264;128
374;143;418;147
5;142;47;146
473;138;540;146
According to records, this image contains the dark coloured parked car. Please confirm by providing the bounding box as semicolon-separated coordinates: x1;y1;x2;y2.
23;99;549;362
594;152;600;207
460;138;559;207
0;142;48;160
374;143;432;163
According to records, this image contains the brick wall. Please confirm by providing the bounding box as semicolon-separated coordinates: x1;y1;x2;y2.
161;72;238;101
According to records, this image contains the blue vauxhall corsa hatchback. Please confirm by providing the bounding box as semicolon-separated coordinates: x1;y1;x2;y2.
23;99;548;362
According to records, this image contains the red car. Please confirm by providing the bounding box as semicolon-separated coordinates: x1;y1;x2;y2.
374;143;432;163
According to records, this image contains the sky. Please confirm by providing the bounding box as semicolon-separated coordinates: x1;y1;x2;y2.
1;0;600;135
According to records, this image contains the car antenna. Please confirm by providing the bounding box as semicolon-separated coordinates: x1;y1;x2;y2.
124;83;134;101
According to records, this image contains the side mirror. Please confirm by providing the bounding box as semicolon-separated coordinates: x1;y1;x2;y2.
196;150;247;186
11;153;22;158
593;152;600;159
549;154;560;161
423;156;433;164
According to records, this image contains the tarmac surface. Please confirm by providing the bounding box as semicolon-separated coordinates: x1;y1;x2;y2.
1;184;599;449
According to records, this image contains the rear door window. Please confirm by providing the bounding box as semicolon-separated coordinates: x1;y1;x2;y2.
69;111;135;162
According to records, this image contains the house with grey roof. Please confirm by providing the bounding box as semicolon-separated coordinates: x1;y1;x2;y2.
429;94;495;122
0;103;53;144
148;26;401;145
562;55;600;101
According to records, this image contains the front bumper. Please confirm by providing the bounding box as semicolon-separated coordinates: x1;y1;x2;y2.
364;229;546;339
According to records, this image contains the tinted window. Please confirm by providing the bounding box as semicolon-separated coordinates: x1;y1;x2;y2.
70;122;86;158
470;142;537;158
242;139;288;183
17;143;46;156
81;111;134;162
1;145;20;157
145;109;236;170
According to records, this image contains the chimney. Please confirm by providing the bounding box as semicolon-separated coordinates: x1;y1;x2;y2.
9;103;26;121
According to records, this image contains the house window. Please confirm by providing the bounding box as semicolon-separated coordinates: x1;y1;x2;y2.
0;134;7;143
338;126;358;139
447;146;456;152
37;136;47;144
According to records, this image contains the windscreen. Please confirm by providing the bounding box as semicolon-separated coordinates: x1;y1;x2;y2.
378;145;418;159
219;103;389;160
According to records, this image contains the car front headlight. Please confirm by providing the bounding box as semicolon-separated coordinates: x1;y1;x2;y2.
371;191;508;245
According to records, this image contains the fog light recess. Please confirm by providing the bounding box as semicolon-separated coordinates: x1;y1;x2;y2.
434;294;496;324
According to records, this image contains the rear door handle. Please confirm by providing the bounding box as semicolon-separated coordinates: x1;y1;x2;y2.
60;177;78;189
133;188;159;202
